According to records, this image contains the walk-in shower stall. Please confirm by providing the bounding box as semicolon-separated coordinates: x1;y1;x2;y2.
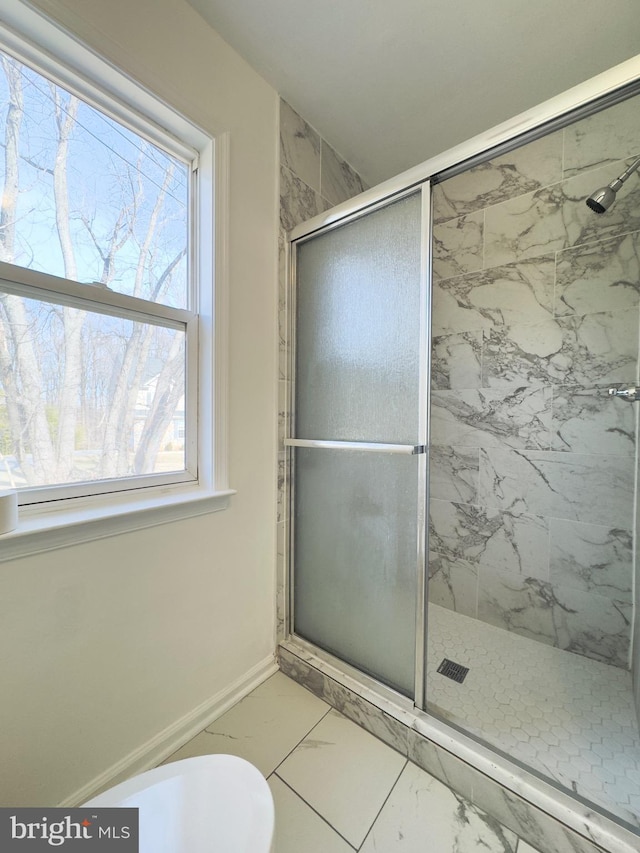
282;59;640;853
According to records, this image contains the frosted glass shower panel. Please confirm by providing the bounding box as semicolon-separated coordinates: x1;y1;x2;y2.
293;448;418;696
295;192;422;444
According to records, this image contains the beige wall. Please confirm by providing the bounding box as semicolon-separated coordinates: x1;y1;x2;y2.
0;0;279;805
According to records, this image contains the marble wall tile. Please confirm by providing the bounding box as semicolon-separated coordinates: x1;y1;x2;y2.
432;330;483;390
481;310;638;388
563;95;640;178
555;232;640;318
478;447;634;528
551;385;636;456
432;257;555;336
549;519;633;604
429;499;549;581
280;100;321;194
431;386;551;450
480;318;561;386
278;230;289;380
484;184;567;267
429;445;479;504
476;570;632;666
432;132;563;224
278;305;289;381
320;141;366;206
277;451;288;524
428;551;478;617
484;162;640;269
562;160;640;250
278;380;290;450
429;120;640;675
432;210;484;279
276;520;287;642
280;165;330;232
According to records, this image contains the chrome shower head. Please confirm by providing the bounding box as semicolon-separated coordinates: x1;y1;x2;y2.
585;156;640;213
586;185;617;213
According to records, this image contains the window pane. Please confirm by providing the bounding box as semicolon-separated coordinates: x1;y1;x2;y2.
0;290;186;490
0;50;189;308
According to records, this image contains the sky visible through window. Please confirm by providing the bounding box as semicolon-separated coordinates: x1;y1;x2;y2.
0;49;189;305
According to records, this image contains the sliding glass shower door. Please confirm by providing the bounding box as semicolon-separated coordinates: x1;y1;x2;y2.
287;187;430;698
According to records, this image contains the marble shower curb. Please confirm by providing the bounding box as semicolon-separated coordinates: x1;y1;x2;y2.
278;641;639;853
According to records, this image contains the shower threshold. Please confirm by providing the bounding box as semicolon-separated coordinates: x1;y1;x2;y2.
279;621;640;853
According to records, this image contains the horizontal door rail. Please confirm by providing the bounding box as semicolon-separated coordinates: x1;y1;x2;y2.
285;439;426;455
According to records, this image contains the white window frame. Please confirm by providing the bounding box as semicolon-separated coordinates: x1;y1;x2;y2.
0;1;233;561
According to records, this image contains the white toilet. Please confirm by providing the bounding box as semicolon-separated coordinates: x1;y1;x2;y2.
84;754;275;852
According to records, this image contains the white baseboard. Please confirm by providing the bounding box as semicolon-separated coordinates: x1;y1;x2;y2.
60;654;278;807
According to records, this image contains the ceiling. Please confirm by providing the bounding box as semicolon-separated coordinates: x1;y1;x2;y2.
186;0;640;186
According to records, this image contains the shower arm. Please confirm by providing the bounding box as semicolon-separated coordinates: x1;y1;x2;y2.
609;155;640;191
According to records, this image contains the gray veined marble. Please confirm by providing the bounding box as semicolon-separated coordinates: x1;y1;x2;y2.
430;386;551;450
429;445;479;504
278;380;290;451
320;142;366;207
549;518;633;604
555;231;640;318
276;520;287;642
432;132;563;224
279;100;321;194
432;256;555;336
551;385;636;456
277;451;289;524
563;95;640;179
278;230;289;380
432;209;484;279
280;165;330;232
481;310;638;388
558;160;640;252
478;447;634;527
432;330;482;390
360;762;518;853
429;499;550;581
484;161;640;269
428;550;478;617
476;570;632;667
484;184;568;268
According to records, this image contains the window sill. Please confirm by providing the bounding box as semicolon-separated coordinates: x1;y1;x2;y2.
0;485;235;563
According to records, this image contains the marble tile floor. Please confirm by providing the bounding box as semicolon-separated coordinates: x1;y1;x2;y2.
427;604;640;828
163;670;544;852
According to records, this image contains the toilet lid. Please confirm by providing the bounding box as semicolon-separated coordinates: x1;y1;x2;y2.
84;755;274;853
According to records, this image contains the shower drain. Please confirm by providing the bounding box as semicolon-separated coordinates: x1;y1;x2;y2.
437;658;469;683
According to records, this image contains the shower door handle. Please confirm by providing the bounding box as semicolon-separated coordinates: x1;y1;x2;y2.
285;439;426;454
608;386;640;402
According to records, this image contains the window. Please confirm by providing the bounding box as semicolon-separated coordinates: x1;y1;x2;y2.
0;47;198;502
0;2;228;556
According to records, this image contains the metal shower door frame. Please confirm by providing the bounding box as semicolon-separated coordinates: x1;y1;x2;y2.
284;180;433;711
279;55;640;850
